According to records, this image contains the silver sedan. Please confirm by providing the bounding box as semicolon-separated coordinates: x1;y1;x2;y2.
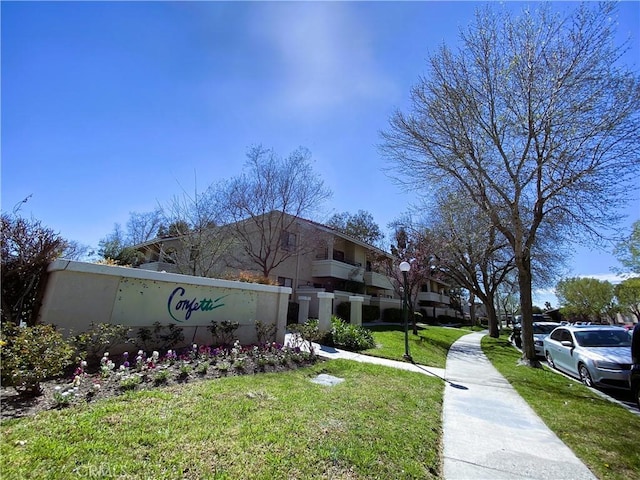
543;325;632;390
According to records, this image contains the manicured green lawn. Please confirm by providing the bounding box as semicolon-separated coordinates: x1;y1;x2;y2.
362;324;470;368
482;335;640;480
1;360;443;479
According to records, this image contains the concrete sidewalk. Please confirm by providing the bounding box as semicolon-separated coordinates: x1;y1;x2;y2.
313;342;447;379
443;331;596;479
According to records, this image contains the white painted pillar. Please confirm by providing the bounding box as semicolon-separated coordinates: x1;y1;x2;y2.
317;292;335;332
298;296;311;324
349;296;364;326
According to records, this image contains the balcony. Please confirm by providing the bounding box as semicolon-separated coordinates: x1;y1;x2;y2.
417;291;450;304
364;271;394;290
312;260;364;282
138;261;178;273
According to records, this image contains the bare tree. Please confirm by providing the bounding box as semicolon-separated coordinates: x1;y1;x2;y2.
428;191;515;338
219;145;332;278
382;3;640;365
160;184;234;277
127;208;163;245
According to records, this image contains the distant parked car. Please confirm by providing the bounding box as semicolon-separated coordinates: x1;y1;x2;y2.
543;325;632;390
532;322;562;357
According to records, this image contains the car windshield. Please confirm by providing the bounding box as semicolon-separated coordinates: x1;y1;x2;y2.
533;324;557;335
573;329;632;347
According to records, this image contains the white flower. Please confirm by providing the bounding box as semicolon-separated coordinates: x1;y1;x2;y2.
104;352;109;357
138;350;144;356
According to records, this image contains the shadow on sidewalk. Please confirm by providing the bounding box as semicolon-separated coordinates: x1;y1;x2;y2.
411;362;469;390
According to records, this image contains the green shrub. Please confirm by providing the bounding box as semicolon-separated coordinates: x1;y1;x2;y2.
195;361;210;375
330;316;375;352
383;308;403;323
255;320;277;344
363;305;381;322
137;322;184;352
119;375;142;391
153;369;170;385
71;322;131;365
1;322;74;395
287;319;325;354
208;320;239;347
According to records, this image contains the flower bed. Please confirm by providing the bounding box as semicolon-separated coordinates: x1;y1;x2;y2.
1;341;317;421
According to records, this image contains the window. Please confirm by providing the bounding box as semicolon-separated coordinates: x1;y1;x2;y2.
277;277;293;287
280;232;297;250
550;329;566;342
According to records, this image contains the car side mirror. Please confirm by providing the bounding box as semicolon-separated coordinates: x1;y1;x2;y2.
560;340;574;348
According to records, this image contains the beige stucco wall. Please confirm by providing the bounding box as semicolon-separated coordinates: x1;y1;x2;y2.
38;260;291;349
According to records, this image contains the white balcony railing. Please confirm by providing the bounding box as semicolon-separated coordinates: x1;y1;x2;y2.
138;261;178;273
417;291;450;305
364;271;394;290
312;260;364;282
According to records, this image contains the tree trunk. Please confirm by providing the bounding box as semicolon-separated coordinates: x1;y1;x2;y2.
516;254;541;367
469;291;476;327
485;297;499;338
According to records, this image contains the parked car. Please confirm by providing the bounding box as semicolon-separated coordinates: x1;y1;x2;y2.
532;322;562;357
543;325;632;390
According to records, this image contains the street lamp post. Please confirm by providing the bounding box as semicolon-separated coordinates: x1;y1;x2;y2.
399;261;412;362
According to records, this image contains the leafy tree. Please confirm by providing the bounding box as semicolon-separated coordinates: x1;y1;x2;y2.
613;220;640;275
326;210;384;247
98;223;142;266
555;277;615;323
615;277;640;322
219;145;332;278
98;209;163;265
382;3;640;365
1;214;69;326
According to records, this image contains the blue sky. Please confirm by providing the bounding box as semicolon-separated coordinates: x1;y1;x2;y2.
2;1;639;307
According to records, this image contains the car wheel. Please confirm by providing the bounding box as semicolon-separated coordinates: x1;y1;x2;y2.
635;384;640;410
579;363;594;387
545;351;555;369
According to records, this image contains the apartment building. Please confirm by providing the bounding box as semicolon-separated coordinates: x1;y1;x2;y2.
134;212;455;320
